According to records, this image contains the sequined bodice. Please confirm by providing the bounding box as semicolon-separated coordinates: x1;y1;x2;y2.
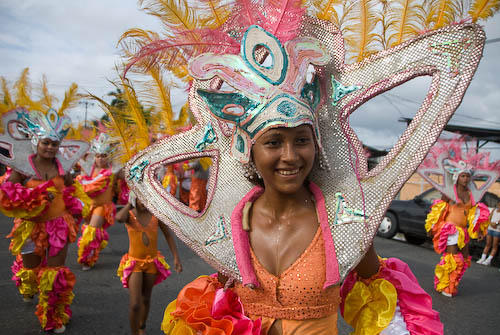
233;227;340;320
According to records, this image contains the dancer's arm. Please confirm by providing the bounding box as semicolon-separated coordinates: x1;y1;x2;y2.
355;244;380;278
116;202;132;223
159;223;182;273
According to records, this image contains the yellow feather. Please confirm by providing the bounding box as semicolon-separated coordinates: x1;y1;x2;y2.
200;0;231;29
1;77;14;109
425;0;461;30
386;0;426;48
57;83;80;116
88;92;133;163
139;0;198;33
39;75;55;111
309;0;342;24
470;0;500;21
119;77;151;157
342;0;383;62
15;68;44;112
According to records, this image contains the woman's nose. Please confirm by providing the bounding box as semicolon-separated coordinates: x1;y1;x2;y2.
281;142;298;162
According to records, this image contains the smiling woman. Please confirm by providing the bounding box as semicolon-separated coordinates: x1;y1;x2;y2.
120;1;500;334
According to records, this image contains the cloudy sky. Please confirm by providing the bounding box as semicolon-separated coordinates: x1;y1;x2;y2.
1;0;499;155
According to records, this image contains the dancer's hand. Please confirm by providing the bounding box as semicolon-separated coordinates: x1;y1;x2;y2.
63;172;73;186
174;257;183;273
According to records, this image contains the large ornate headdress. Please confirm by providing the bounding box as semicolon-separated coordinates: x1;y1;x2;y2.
418;136;500;203
0;68;89;177
122;0;497;282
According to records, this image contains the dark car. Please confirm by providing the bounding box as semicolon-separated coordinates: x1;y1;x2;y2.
378;188;500;248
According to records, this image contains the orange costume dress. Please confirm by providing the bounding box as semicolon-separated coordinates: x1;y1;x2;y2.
0;161;90;331
425;194;489;296
117;211;171;288
77;167;125;267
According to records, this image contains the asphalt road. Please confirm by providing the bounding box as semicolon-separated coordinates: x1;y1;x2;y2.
1;214;499;335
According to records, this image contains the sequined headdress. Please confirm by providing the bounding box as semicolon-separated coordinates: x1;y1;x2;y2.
122;1;496;282
0;69;89;177
418;136;500;203
90;133;116;155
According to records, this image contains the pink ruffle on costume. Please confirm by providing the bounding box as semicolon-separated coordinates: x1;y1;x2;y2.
341;258;443;335
77;224;109;267
36;266;75;331
117;252;172;288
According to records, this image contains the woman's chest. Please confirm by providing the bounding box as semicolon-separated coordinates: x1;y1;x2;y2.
249;216;319;276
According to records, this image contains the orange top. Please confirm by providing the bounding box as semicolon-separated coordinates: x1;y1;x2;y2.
233;227;340;320
90;169;114;206
444;200;471;229
27;176;66;221
126;211;159;259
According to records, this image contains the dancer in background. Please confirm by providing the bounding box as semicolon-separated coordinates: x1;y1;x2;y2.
420;136;500;297
77;132;128;270
0;69;89;333
117;192;182;335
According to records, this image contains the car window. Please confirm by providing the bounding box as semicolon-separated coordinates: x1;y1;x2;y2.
420;189;441;203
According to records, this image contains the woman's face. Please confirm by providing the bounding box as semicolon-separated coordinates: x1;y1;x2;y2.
457;172;471;188
252;124;316;195
95;153;109;168
37;138;60;159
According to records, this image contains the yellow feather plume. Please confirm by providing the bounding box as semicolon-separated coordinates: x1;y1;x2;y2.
308;0;342;24
88;92;133;163
425;0;461;30
40;75;56;111
199;0;232;29
58;83;80;116
342;0;383;62
120;77;151;157
139;0;198;34
386;0;426;48
469;0;500;21
1;77;13;110
15;68;43;111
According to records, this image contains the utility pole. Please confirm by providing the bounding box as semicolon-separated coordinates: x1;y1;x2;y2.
79;100;94;128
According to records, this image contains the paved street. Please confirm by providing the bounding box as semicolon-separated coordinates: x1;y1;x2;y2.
1;213;499;334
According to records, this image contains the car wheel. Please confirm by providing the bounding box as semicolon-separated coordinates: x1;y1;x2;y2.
378;212;398;239
404;234;426;245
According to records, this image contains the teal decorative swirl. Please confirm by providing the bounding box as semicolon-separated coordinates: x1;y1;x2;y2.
331;76;361;106
129;160;149;182
195;122;218;151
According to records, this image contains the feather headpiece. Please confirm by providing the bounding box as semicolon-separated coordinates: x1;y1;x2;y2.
121;0;495;283
17;109;71;146
418;136;500;203
89;132;116;155
0;69;89;177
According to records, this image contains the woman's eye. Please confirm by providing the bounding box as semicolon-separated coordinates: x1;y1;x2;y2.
265;140;280;147
296;137;311;144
